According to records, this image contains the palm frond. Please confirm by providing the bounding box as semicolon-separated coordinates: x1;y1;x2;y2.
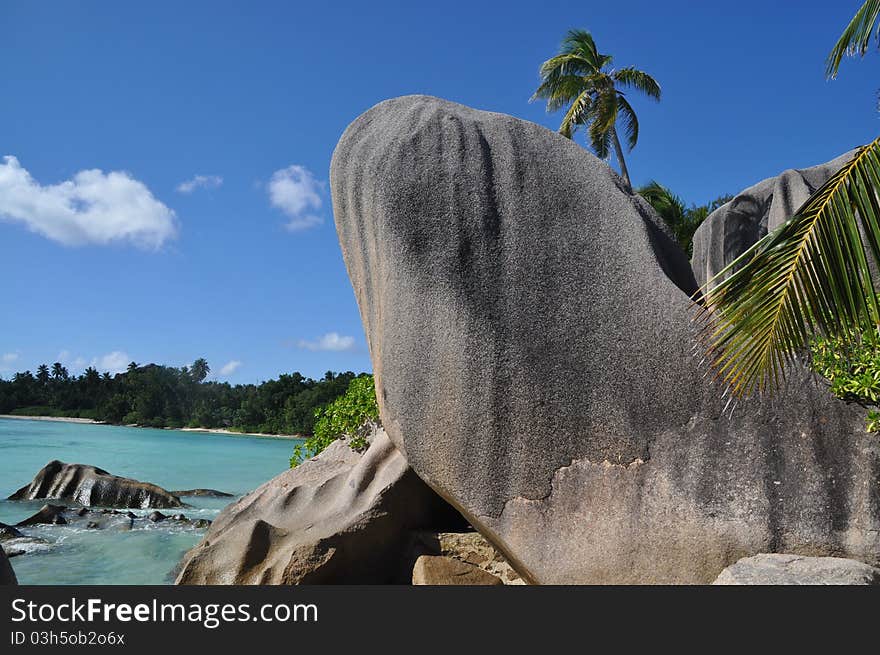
531;74;590;112
637;180;687;227
586;89;617;152
588;115;614;159
827;0;880;79
612;67;661;100
561;29;601;69
696;138;880;397
617;95;639;150
536;53;597;82
559;89;592;138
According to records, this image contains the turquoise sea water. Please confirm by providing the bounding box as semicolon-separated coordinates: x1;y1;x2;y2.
0;417;301;584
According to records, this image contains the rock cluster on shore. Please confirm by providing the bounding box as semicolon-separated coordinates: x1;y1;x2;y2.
11;503;211;533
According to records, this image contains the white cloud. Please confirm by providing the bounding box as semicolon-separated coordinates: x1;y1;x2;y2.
0;156;177;249
267;164;324;231
176;174;223;194
57;350;86;371
91;351;130;375
0;352;19;373
297;332;356;352
219;360;242;376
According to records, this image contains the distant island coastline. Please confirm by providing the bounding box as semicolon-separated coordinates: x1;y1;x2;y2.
0;359;368;440
0;414;305;439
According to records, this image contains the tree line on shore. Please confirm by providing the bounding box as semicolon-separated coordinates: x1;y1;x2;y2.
0;358;367;435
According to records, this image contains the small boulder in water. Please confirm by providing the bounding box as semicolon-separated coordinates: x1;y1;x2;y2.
17;504;68;527
86;521;100;530
192;519;211;529
147;511;167;523
0;523;24;541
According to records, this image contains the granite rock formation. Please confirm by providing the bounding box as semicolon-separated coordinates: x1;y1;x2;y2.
9;460;183;509
331;95;880;584
691;151;855;290
176;430;463;584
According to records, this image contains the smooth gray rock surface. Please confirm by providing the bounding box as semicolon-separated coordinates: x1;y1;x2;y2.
713;553;880;585
332;95;880;584
176;429;462;584
0;545;16;585
691;151;855;291
9;460;183;509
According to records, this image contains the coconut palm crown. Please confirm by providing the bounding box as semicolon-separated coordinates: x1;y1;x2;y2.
531;29;660;190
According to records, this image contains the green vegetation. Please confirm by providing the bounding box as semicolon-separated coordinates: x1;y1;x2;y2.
811;329;880;432
697;2;880;398
636;181;732;256
0;360;362;436
290;374;379;467
531;28;661;190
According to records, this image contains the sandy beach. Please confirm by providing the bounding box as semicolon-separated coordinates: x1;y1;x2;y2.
0;414;102;424
177;426;305;440
0;415;303;440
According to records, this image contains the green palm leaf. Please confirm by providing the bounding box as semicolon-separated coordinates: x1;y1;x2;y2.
826;0;880;79
697;138;880;397
617;95;640;150
612;67;661;100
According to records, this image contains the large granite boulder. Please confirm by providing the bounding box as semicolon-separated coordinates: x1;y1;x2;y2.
176;429;463;584
691;151;855;291
0;545;16;585
9;460;182;509
713;554;880;585
331;95;880;584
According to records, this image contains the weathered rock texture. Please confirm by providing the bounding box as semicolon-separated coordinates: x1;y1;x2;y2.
331;95;880;584
713;554;880;585
0;545;16;585
691;151;855;290
412;555;503;585
405;531;523;584
176;430;463;584
9;460;183;509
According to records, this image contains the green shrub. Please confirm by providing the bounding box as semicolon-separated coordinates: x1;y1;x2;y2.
290;374;379;467
810;330;880;432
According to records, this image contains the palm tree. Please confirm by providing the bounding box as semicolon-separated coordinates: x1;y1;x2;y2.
36;364;49;386
698;2;880;397
51;362;65;381
531;29;661;190
638;181;688;240
190;358;210;383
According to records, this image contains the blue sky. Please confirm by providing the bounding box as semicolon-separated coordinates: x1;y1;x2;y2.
1;1;877;383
